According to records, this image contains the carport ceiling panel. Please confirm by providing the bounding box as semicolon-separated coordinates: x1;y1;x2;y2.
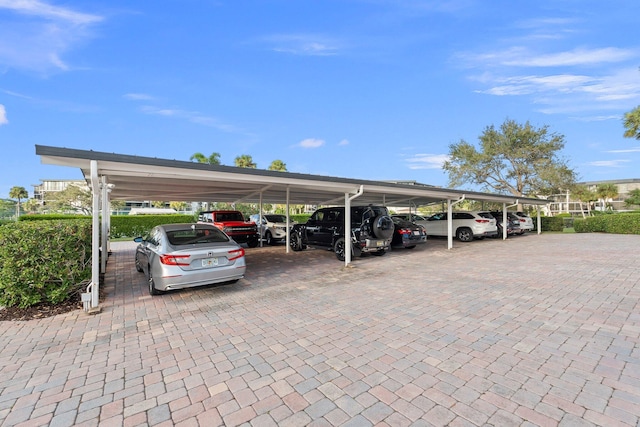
36;145;547;206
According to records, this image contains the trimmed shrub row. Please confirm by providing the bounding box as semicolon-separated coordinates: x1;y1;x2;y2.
540;216;565;232
110;214;195;238
0;220;92;308
573;213;640;234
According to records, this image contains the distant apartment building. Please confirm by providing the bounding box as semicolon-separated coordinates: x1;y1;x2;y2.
547;178;640;215
33;179;88;204
33;179;174;213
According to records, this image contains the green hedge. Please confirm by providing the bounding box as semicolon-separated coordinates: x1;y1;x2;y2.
19;214;90;221
540;216;565;232
0;220;92;308
573;213;640;234
290;214;311;224
110;214;195;238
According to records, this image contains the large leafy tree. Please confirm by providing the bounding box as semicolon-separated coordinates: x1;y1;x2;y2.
268;160;287;171
624;188;640;207
47;184;92;214
9;186;28;218
234;154;257;168
443;119;577;197
623;105;640;140
190;152;221;165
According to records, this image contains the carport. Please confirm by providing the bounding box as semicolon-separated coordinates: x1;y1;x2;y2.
35;145;547;311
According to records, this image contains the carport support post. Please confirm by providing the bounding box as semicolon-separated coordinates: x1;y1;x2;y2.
345;185;364;267
258;192;263;248
89;160;100;311
286;187;290;253
447;199;453;250
502;203;508;240
100;176;108;274
447;195;466;250
537;210;542;235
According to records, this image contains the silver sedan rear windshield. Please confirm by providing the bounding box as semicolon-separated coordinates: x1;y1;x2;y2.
167;228;229;245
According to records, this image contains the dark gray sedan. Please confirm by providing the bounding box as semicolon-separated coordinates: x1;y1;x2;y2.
134;223;246;295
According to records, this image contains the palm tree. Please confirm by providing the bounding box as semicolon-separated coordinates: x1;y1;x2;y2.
596;183;619;211
234;154;257;168
571;185;596;218
268;160;287;171
190;152;221;165
9;186;28;218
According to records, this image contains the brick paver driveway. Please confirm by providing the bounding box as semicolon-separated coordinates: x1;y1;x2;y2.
1;233;639;426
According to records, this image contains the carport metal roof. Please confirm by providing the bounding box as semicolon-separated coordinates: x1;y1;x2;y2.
35;145;547;208
36;144;548;313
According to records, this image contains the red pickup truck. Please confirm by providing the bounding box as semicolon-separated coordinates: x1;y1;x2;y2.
198;210;260;247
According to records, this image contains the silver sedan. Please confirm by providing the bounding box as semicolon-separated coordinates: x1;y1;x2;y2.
134;223;246;295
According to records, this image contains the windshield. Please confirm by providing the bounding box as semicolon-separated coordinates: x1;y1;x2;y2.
215;212;245;222
167;227;229;245
265;215;287;222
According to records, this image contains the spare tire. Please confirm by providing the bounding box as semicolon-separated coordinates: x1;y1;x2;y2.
371;215;394;240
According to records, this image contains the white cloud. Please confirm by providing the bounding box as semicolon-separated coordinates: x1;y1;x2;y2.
0;0;102;25
586;160;631;167
406;153;449;170
298;138;325;148
461;47;636;69
0;0;103;73
124;93;156;101
263;34;341;56
338;139;349;146
606;147;640;153
139;106;238;133
0;104;8;125
472;67;640;114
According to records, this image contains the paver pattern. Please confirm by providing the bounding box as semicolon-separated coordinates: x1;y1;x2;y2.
1;233;639;426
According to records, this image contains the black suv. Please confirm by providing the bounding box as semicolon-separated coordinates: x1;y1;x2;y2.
290;205;394;261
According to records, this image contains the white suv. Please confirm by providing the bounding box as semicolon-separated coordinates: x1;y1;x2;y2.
423;211;498;242
249;214;294;245
514;211;534;233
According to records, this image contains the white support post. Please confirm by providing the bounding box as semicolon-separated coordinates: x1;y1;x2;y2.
259;192;263;248
100;176;108;274
89;160;100;311
345;185;364;267
286;187;290;253
447;195;466;250
502;203;508;240
537;210;542;235
447;199;453;250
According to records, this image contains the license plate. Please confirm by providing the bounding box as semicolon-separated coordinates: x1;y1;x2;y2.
376;240;385;247
413;231;421;235
202;258;218;267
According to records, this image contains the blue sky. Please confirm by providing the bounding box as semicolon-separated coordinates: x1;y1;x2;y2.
1;0;640;200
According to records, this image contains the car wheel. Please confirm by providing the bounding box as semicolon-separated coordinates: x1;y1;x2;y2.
371;249;387;256
456;227;473;242
148;268;160;296
265;231;274;245
247;238;259;248
290;232;306;251
371;215;394;240
334;237;347;261
135;254;143;272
